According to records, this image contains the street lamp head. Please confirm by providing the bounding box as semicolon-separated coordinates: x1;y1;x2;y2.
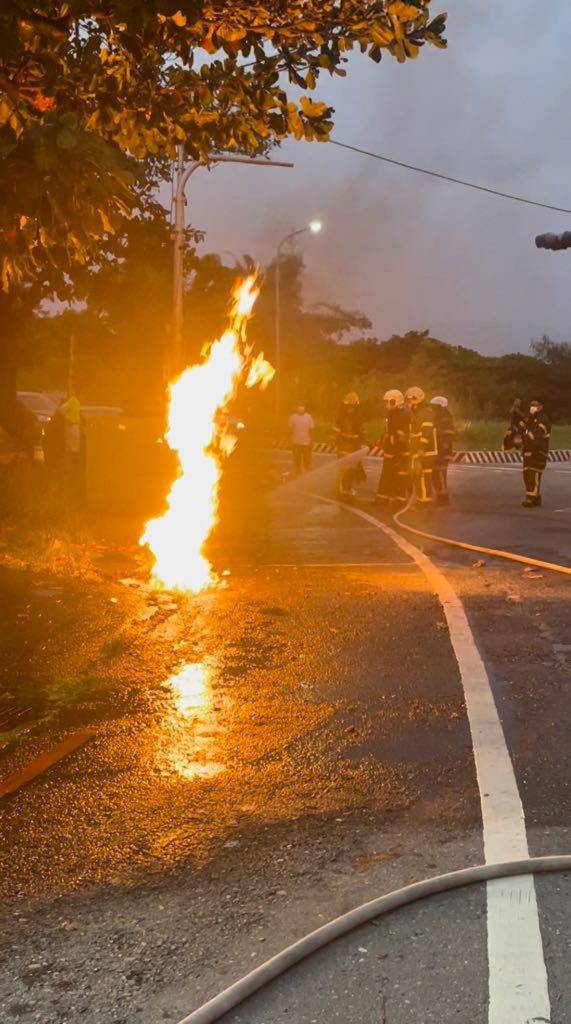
308;219;323;234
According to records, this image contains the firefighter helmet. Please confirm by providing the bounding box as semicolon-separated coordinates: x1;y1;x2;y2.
430;395;449;408
344;391;360;406
404;386;425;407
383;389;404;408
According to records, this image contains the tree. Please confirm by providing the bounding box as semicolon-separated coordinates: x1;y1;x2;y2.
1;2;447;293
26;201;204;409
530;335;571;368
184;250;377;416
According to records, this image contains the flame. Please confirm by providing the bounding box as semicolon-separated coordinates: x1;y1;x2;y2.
140;275;274;592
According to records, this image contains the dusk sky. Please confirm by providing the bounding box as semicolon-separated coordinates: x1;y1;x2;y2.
172;0;571;356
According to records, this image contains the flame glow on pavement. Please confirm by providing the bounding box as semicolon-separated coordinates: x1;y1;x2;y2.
157;661;226;781
170;661;209;719
140;275;273;592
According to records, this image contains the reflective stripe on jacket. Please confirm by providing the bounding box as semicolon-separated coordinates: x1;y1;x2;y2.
410;403;437;458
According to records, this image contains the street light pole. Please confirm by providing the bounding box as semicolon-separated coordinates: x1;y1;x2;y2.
274;220;322;417
171;147;294;377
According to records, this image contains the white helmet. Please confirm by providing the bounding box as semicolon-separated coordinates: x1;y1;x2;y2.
383;389;404;408
404;386;425;407
430;396;449;408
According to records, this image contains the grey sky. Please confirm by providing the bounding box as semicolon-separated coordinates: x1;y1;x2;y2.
177;0;571;355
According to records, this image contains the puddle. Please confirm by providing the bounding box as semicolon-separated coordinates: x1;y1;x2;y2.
155;662;226;780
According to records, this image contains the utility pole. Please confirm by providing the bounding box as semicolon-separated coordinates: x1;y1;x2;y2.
170;148;294;378
274;220;322;418
68;333;76;396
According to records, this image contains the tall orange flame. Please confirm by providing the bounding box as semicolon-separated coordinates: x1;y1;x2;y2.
140;275;274;592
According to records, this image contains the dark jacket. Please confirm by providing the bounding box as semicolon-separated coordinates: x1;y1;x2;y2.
433;406;455;459
509;404;526;433
409;402;437;459
522;410;550;470
503;401;527;451
383;406;410;458
334;405;363;454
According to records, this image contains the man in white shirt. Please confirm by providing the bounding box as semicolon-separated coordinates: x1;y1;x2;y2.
288;402;314;475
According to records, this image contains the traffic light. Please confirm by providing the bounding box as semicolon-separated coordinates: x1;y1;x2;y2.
535;231;571;251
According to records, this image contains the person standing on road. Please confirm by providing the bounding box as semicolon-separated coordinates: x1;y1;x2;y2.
521;399;550;507
376;389;411;504
60;393;85;504
405;386;437;505
333;391;365;499
288;402;314;476
430;396;455;504
45;394;85;504
43;401;67;483
503;398;526;452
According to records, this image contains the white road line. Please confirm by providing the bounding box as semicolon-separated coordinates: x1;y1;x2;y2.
312;494;551;1024
259;561;419;568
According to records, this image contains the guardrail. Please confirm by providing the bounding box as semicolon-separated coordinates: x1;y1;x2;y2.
271;439;571;465
453;449;571;465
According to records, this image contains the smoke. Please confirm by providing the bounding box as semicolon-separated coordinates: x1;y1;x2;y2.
177;0;571;356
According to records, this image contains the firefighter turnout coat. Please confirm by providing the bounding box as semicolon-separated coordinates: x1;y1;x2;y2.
377;406;411;501
409;402;438;503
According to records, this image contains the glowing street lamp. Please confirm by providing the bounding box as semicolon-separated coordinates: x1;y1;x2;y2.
274;219;324;414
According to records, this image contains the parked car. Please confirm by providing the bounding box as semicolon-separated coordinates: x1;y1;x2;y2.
17;391;57;427
18;392;124;424
81;405;124;420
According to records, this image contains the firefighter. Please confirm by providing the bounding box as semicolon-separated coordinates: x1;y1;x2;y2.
404;386;437;504
503;398;526;452
430;396;455;504
333;391;365;498
376;389;411;504
521;399;550;507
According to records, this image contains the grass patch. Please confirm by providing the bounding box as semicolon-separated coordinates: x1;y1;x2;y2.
313;419;571;451
0;724;32;754
455;421;571;450
48;675;110;711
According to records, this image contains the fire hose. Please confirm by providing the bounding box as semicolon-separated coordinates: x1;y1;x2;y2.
392;500;571;577
280;446;570;576
176;461;570;1024
175;856;571;1024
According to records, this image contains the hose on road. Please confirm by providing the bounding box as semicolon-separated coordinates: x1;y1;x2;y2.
392;502;571;576
175;855;571;1024
279;449;571;576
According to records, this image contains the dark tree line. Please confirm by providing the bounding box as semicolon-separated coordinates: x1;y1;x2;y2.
16;235;571;427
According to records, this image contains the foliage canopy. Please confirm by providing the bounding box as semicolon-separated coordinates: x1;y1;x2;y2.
1;1;447;291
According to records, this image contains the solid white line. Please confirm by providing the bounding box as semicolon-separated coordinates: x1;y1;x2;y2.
259;561;418;568
312;494;550;1024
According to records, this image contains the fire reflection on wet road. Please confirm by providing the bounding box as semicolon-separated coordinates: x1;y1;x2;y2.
156;661;226;781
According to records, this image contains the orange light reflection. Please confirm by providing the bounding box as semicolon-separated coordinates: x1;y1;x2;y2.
157;662;225;781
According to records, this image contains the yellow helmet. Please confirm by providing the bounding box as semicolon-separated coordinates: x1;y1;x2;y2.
405;386;425;407
344;391;359;406
383;389;404;408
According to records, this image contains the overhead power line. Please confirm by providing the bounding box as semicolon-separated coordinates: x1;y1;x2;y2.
330;139;571;215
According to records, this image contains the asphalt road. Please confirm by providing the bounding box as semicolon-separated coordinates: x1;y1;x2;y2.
0;457;569;1024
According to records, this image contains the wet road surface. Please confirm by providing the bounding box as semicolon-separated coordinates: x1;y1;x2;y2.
0;459;569;1024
